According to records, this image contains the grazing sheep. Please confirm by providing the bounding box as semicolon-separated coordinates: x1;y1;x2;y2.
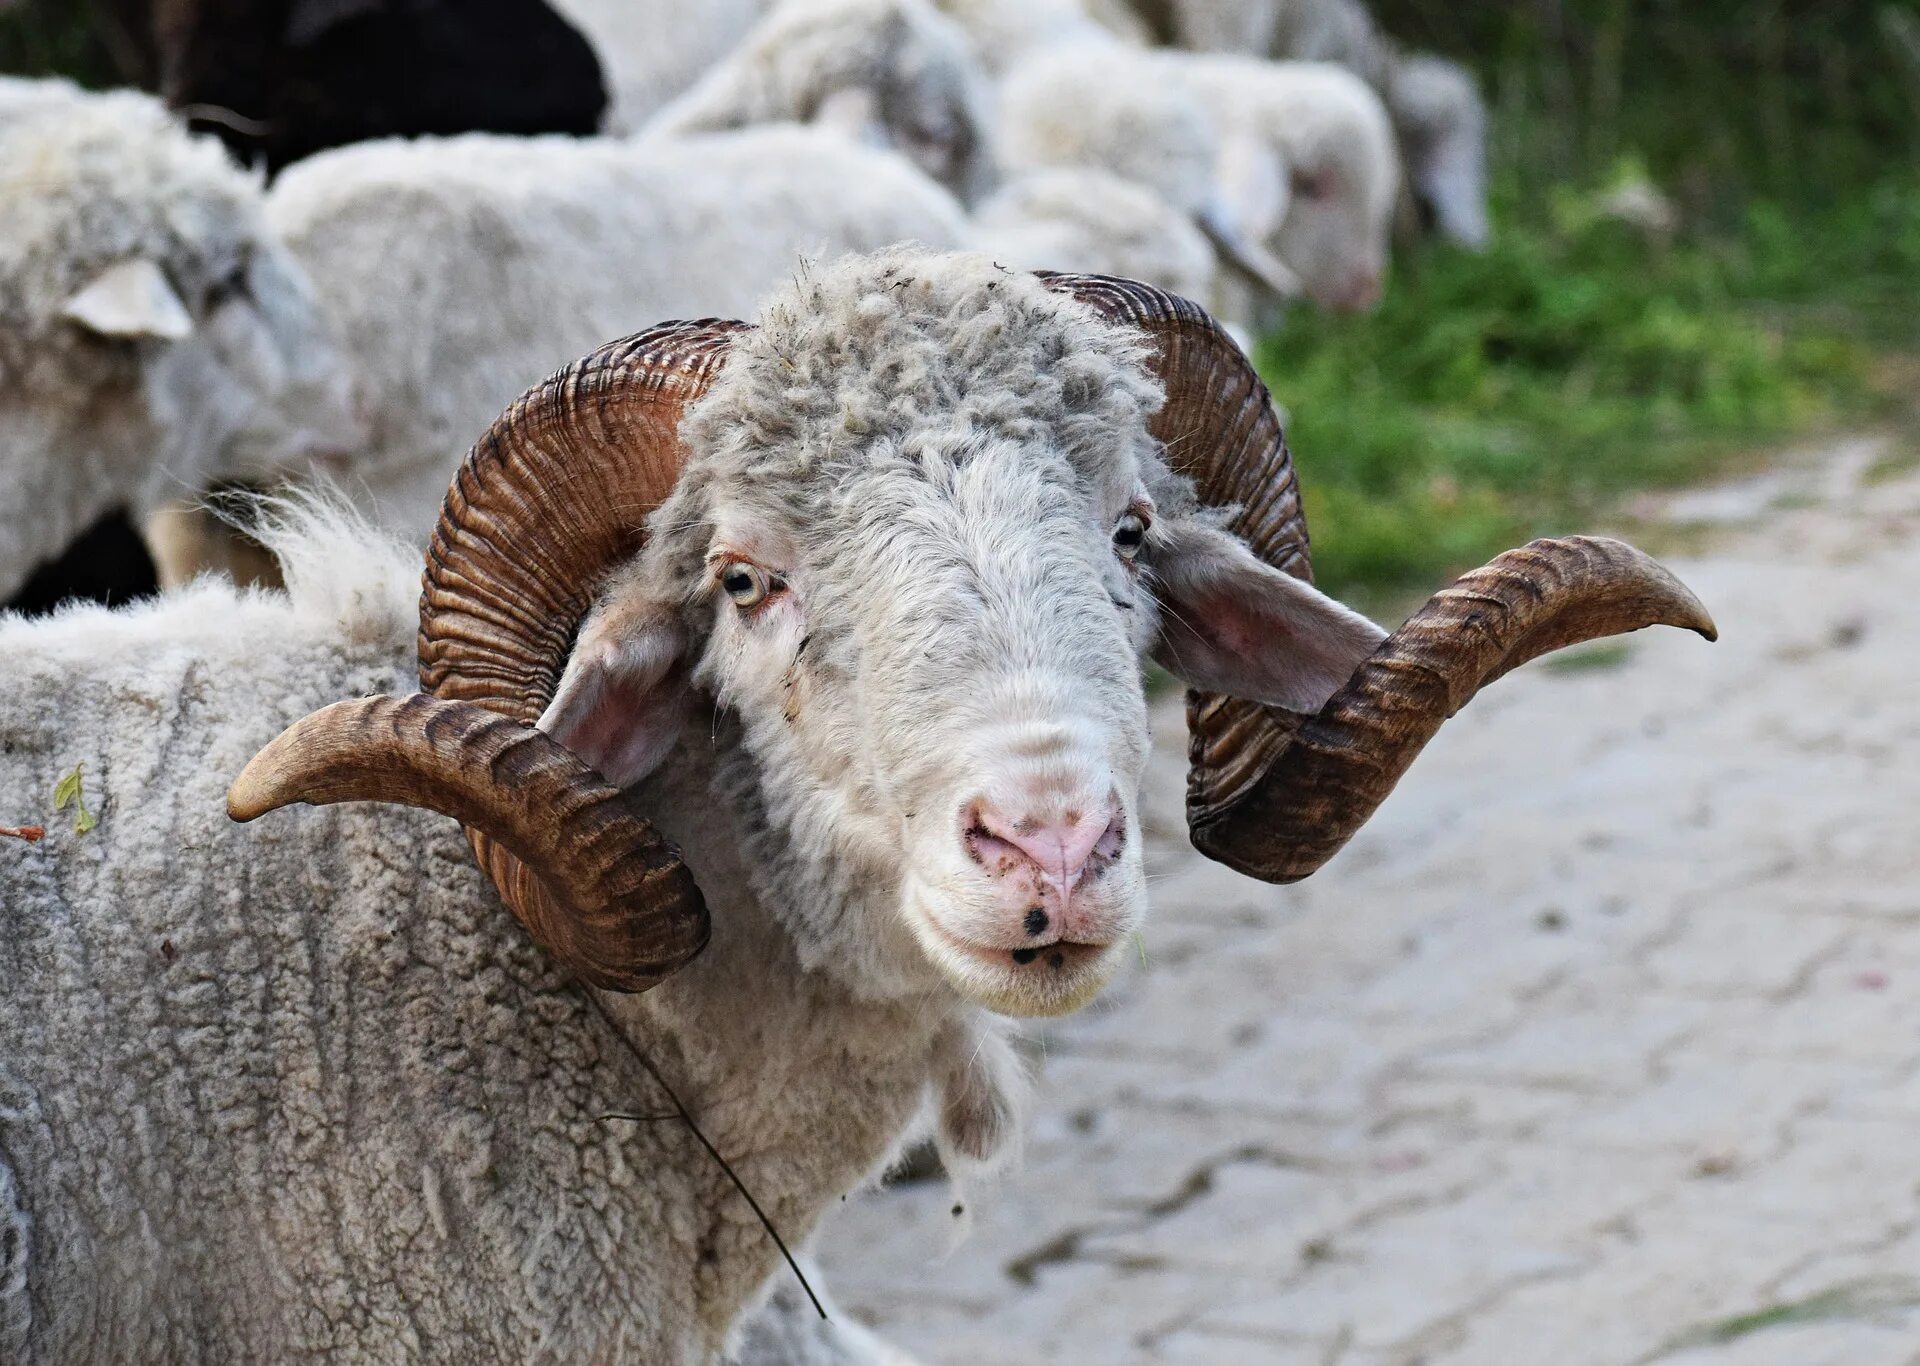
1;251;1712;1359
0;79;365;605
134;0;608;173
549;0;773;131
263;125;967;541
1142;0;1492;247
994;46;1398;315
646;0;996;205
1179;55;1400;316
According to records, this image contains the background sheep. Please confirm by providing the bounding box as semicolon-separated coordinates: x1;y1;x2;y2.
1139;0;1492;246
261;125;967;542
930;0;1129;74
646;0;996;206
0;78;363;605
127;0;608;173
992;46;1398;318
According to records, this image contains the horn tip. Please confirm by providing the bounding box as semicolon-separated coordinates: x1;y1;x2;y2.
226;762;284;823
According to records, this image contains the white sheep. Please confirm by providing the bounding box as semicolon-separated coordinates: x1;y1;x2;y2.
548;0;774;131
994;45;1400;316
0;249;1712;1357
1147;0;1493;247
645;0;998;205
0;78;365;601
264;125;968;540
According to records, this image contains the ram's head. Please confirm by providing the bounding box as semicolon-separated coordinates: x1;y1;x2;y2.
231;251;1712;1018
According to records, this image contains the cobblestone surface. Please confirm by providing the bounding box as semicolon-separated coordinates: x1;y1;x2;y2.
815;441;1920;1364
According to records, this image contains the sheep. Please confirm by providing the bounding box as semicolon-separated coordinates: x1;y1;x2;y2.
548;0;773;131
131;0;609;174
0;248;1711;1359
970;167;1215;302
645;0;996;206
0;78;365;607
0;79;969;591
261;125;969;542
1141;0;1493;247
993;45;1399;317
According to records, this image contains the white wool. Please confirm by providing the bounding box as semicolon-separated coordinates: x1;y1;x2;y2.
0;250;1197;1358
989;43;1401;316
267;125;967;540
1142;0;1492;246
646;0;997;204
0;77;362;600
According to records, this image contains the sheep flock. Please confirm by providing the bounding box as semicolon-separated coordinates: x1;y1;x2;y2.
0;3;1717;1362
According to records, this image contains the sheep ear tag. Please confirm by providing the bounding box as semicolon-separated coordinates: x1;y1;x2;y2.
61;259;194;342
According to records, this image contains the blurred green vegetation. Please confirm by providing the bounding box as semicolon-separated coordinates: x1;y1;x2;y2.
1266;2;1920;597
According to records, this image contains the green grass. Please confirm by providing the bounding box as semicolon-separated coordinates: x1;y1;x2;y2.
1257;165;1910;599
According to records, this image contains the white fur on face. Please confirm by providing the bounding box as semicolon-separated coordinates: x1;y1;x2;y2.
657;250;1171;1016
691;429;1154;1016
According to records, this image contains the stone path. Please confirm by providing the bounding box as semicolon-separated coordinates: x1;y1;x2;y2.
817;436;1920;1364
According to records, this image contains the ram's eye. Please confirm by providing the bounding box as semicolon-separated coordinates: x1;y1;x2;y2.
1112;512;1148;559
721;562;773;609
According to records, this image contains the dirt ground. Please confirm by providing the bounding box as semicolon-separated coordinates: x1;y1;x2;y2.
817;434;1920;1364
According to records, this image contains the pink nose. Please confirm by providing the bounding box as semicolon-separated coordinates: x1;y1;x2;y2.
966;798;1126;901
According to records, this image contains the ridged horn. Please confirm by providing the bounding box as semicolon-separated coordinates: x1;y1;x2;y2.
228;320;747;991
228;695;704;991
1039;274;1715;881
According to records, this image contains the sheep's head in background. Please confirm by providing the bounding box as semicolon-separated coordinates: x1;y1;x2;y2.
0;81;367;598
1220;60;1402;316
230;250;1714;1023
650;0;997;206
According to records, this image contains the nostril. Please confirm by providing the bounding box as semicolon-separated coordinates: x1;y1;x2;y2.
966;795;1127;891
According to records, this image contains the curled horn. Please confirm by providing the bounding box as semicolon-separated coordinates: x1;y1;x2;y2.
1040;273;1715;881
230;320;749;991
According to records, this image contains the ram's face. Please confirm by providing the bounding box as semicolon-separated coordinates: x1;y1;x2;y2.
692;431;1157;1015
544;426;1383;1017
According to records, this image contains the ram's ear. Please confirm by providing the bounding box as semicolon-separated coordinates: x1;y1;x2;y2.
1149;517;1386;712
537;593;692;789
61;259;194;341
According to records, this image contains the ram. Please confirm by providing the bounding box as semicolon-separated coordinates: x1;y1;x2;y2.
0;251;1712;1359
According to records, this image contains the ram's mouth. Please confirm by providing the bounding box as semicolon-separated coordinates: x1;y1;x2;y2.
912;904;1122;1017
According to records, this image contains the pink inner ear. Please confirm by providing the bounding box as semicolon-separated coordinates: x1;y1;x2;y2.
544;664;688;791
